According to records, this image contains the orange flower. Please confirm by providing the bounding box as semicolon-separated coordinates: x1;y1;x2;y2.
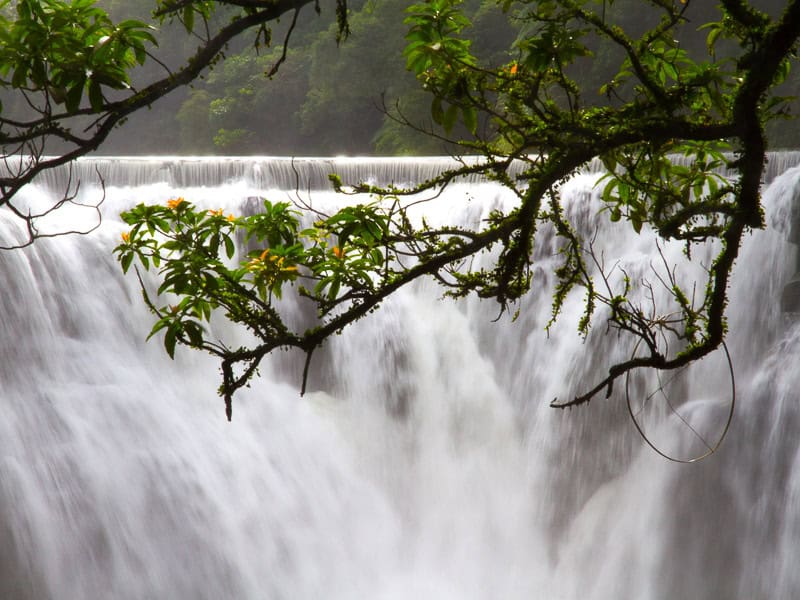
208;208;224;217
166;197;185;210
120;231;130;243
509;62;518;75
226;214;236;222
332;246;345;259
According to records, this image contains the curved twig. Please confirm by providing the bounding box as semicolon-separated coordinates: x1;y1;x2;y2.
625;340;735;463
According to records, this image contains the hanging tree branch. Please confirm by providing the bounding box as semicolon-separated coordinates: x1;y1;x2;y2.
115;0;800;420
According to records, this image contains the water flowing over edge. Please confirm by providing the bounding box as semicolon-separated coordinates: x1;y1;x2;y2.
2;155;800;599
27;150;800;192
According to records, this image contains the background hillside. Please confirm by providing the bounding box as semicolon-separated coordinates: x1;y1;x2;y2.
72;0;800;155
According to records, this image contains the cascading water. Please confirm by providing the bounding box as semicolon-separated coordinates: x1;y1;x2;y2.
2;155;800;599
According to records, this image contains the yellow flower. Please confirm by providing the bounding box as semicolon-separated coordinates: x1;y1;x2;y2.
226;214;236;222
167;197;185;210
259;248;270;260
283;265;298;272
208;208;224;217
120;231;130;243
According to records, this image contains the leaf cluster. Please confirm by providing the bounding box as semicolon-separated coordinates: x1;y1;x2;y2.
116;192;426;416
0;0;156;112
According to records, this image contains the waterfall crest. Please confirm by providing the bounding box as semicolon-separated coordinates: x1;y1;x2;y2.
32;156;499;194
3;155;800;599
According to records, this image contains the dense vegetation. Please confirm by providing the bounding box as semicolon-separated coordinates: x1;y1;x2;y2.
24;0;800;156
79;0;515;155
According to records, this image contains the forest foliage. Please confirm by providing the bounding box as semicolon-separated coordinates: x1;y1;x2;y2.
95;0;800;155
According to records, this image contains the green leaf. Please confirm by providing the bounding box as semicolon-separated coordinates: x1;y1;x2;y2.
88;80;104;111
662;62;678;82
184;320;204;347
430;96;445;125
703;24;722;56
462;106;477;135
148;318;170;339
164;325;178;359
328;279;340;300
65;82;84;112
442;102;459;132
224;235;235;259
183;5;195;33
120;252;134;273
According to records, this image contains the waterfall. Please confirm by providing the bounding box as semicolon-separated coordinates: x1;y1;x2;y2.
2;155;800;599
30;156;499;194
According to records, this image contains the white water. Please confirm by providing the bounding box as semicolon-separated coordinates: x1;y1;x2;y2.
3;156;800;599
